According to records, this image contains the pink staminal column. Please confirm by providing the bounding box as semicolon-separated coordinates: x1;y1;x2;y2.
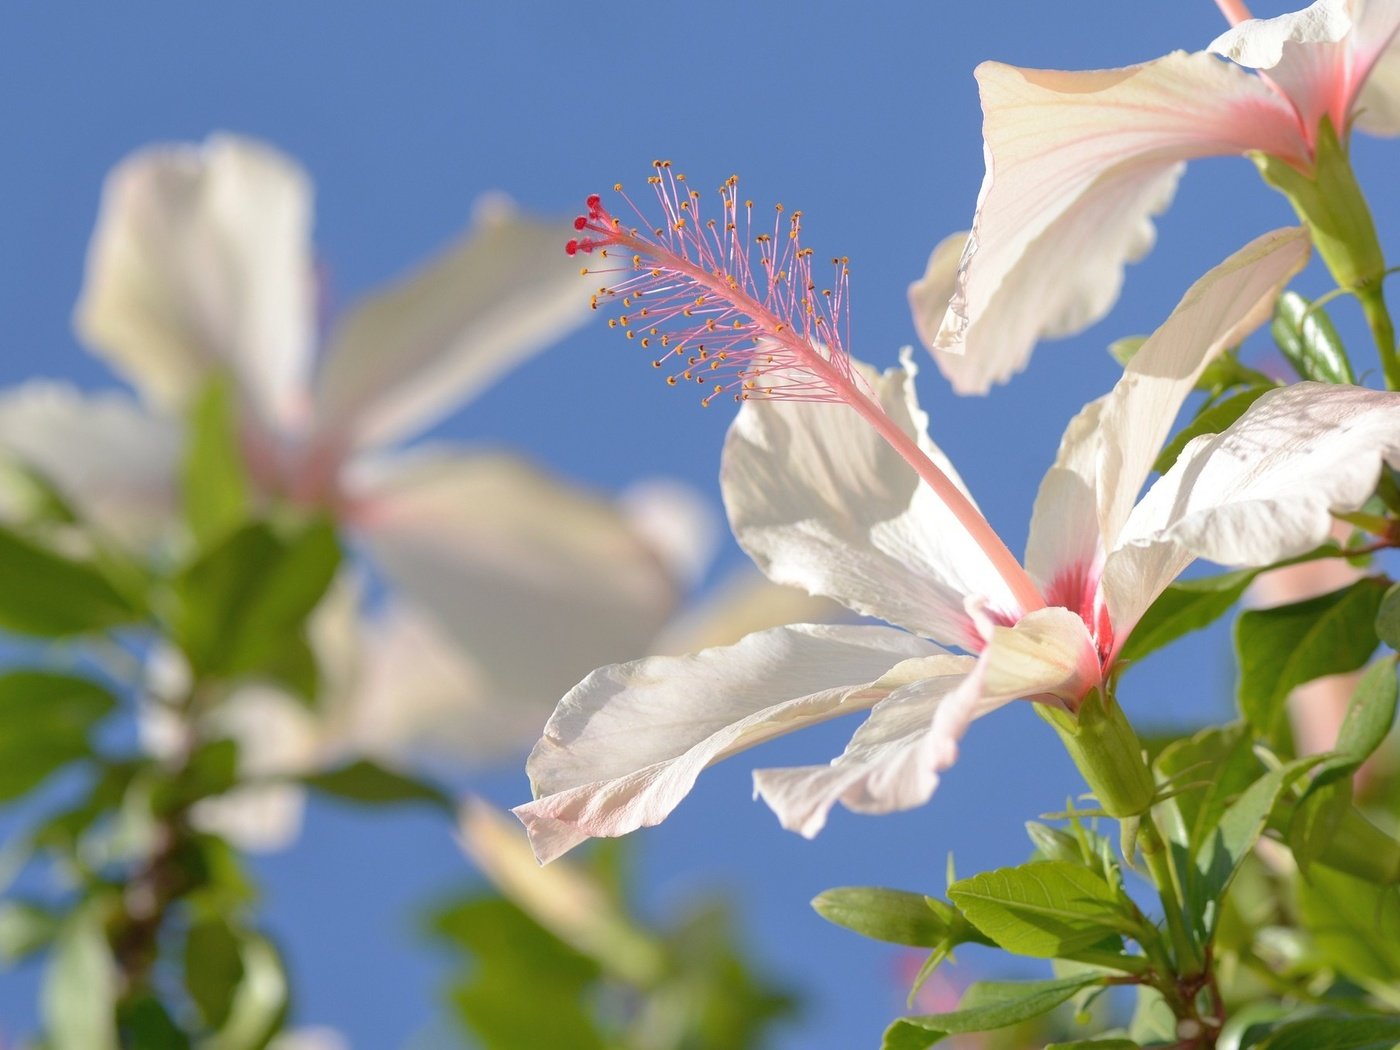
567;162;1046;618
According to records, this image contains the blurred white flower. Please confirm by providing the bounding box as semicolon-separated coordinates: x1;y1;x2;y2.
0;135;839;851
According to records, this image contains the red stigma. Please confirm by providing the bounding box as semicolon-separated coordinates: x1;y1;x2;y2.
573;216;587;230
565;239;579;256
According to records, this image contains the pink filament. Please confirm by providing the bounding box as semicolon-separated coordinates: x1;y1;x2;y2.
571;165;1046;617
1214;0;1253;26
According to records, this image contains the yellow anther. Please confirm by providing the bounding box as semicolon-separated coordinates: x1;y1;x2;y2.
614;182;623;191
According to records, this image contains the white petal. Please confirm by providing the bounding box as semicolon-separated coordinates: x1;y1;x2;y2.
908;231;968;353
1209;0;1400;135
340;600;554;766
1024;396;1108;599
617;477;721;592
722;352;1017;649
651;565;848;656
753;608;1097;837
931;53;1306;393
1354;0;1400;134
513;624;950;863
311;198;594;451
189;784;307;855
1094;228;1310;549
74;135;315;430
0;381;180;547
347;449;680;722
1109;384;1400;613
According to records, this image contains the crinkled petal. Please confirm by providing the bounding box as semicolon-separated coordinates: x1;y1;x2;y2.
1024;396;1108;598
930;53;1306;393
1106;383;1400;627
722;352;1016;649
311;197;594;452
908;231;967;352
0;381;180;547
1211;0;1357;133
347;448;679;723
753;608;1097;837
513;624;950;863
74;135;315;431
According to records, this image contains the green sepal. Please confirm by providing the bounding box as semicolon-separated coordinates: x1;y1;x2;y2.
1038;691;1155;819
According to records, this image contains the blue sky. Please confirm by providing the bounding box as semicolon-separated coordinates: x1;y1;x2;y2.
2;2;1397;1047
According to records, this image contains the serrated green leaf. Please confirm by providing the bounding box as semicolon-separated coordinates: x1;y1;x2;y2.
812;887;952;947
304;759;453;813
1235;577;1387;744
1270;289;1356;385
0;524;142;636
1258;1016;1400;1049
0;671;118;801
948;861;1129;958
882;973;1104;1049
1377;582;1400;650
183;377;252;544
1189;757;1319;938
42;904;118;1050
1154;385;1276;475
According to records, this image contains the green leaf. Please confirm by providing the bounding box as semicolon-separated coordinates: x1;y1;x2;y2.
1287;778;1352;877
1235;577;1387;744
175;518;340;688
1108;336;1147;367
303;759;454;813
183;377;252;544
42;904;118;1050
1046;1042;1141;1050
882;973;1104;1050
0;899;59;963
1270;289;1356;385
185;917;245;1028
0;671;118;801
207;934;288;1050
1297;866;1400;983
948;861;1130;959
1258;1016;1400;1049
0;523;142;636
118;994;191;1050
811;887;953;947
1154;723;1261;857
1120;567;1259;666
1154;385;1276;475
1026;822;1084;864
433;895;607;1050
1189;757;1319;938
1378;582;1400;650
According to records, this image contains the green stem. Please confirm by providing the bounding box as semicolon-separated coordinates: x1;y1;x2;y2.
1359;285;1400;390
1137;812;1201;976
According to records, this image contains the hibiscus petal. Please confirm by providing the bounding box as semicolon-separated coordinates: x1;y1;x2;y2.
311;197;595;452
753;608;1096;837
1094;227;1309;548
907;231;967;352
513;623;950;863
1106;383;1400;626
1210;0;1357;134
928;53;1306;393
1354;1;1400;134
722;352;1017;649
346;449;680;724
0;381;181;547
651;566;847;656
74;135;315;431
